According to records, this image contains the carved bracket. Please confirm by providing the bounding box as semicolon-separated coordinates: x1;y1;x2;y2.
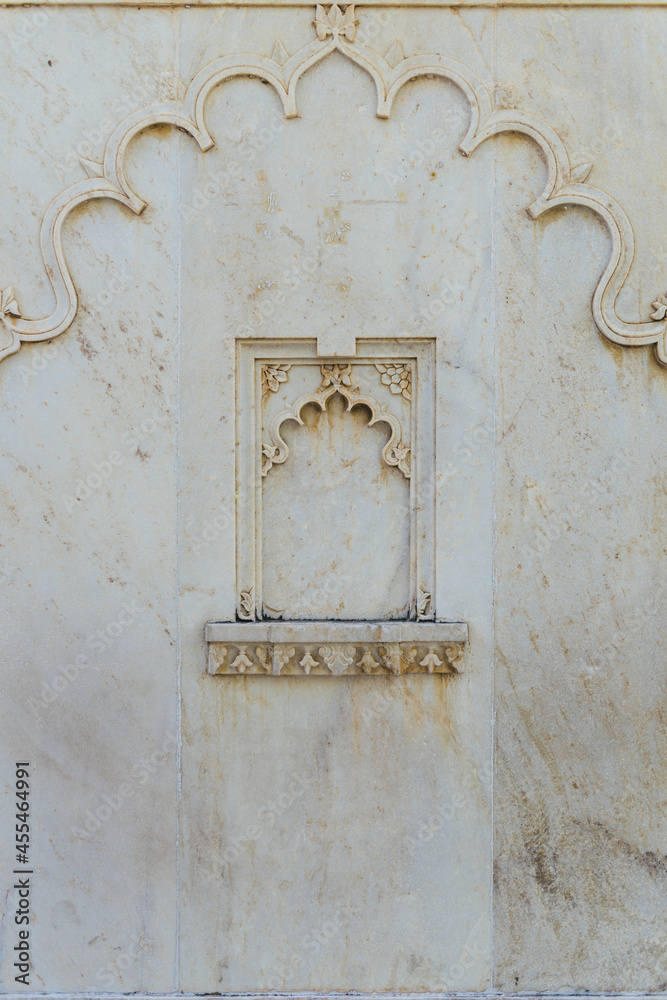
1;4;665;367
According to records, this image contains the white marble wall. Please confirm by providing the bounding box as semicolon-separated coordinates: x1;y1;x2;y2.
0;4;665;993
0;9;182;991
493;10;667;991
177;15;493;986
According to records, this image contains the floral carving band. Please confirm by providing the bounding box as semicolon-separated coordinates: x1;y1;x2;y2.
206;621;468;676
1;2;665;367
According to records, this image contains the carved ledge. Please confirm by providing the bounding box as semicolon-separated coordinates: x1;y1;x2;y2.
205;621;467;676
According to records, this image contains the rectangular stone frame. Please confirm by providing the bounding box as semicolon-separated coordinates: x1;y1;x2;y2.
235;338;436;623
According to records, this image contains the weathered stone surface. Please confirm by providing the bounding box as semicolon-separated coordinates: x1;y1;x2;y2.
0;9;181;992
0;3;665;994
493;10;667;991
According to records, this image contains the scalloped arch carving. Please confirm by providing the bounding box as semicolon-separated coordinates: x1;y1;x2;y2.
261;363;411;479
1;2;665;367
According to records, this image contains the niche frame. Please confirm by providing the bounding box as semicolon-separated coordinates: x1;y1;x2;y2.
235;338;436;623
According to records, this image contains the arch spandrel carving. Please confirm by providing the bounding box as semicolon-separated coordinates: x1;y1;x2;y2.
0;3;665;368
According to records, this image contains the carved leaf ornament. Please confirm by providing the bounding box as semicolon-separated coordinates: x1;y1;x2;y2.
261;363;292;396
239;588;255;621
1;4;665;368
209;639;465;675
652;295;667;322
0;287;21;322
314;3;358;42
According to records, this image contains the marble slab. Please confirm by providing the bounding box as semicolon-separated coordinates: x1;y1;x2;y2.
0;3;665;996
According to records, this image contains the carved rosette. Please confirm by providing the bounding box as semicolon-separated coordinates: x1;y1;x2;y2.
208;640;464;676
375;363;412;400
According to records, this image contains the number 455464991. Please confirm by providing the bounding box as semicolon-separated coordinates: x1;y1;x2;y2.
15;764;30;863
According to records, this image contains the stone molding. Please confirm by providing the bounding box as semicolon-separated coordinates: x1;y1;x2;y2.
3;0;666;5
0;4;665;368
236;340;434;623
206;621;468;675
2;993;656;999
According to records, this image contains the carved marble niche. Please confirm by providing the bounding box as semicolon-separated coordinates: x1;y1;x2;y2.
206;339;467;676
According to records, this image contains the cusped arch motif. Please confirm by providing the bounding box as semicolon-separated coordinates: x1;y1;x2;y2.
261;363;411;479
1;2;665;367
